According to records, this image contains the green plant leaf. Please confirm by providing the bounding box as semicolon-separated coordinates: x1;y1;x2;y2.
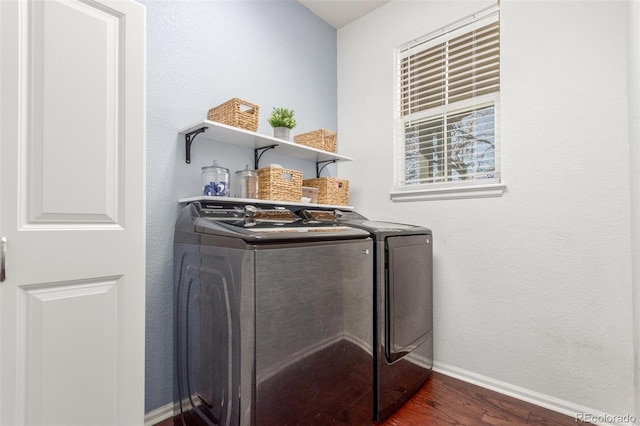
268;107;297;129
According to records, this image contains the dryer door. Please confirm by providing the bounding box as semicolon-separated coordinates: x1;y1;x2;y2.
385;234;433;363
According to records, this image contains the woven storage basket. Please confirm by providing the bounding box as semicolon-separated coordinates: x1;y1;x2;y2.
302;177;349;206
258;166;303;202
207;98;259;132
294;129;337;153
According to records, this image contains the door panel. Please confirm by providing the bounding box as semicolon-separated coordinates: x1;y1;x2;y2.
24;277;120;425
0;1;145;424
27;0;123;226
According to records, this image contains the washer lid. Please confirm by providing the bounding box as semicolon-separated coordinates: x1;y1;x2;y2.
189;202;371;242
195;218;371;242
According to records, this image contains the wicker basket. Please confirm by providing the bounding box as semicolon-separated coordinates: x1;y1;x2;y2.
302;177;349;206
301;186;319;204
207;98;259;132
258;166;303;202
294;129;337;153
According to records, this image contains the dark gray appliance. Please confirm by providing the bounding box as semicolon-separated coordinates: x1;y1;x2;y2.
174;201;374;426
299;208;433;421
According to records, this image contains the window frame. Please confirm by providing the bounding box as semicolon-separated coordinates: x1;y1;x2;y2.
391;5;506;201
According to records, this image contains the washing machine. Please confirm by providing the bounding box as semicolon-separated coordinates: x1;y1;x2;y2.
299;208;433;421
174;200;374;426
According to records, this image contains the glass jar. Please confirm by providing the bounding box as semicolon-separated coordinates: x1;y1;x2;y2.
201;161;230;196
234;165;258;199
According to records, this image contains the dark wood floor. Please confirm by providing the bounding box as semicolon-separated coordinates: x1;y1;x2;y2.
157;371;585;426
377;372;585;426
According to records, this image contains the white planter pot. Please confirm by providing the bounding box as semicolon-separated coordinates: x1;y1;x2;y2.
273;127;291;141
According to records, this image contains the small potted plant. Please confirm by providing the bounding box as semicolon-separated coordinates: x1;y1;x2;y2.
268;107;296;140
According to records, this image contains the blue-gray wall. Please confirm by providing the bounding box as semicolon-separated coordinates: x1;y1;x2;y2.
141;0;337;412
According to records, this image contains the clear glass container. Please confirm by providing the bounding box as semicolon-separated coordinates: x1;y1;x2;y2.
201;161;230;196
234;165;258;199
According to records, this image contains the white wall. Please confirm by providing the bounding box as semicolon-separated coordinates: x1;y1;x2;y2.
141;0;337;413
627;0;640;420
338;0;636;419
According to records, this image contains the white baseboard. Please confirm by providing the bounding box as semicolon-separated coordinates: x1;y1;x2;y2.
433;362;636;426
144;402;175;426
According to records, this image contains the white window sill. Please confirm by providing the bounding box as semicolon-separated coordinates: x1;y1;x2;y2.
390;183;506;202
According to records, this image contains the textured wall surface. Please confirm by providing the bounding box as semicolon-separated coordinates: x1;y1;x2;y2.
337;0;635;418
140;0;337;412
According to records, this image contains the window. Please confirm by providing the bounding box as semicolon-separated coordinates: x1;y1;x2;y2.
393;5;504;200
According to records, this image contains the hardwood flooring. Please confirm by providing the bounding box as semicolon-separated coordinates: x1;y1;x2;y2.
157;371;585;426
377;372;584;426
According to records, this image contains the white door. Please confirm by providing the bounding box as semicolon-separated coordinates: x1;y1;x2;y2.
0;0;146;425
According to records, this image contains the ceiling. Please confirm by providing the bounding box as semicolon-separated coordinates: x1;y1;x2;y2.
297;0;390;29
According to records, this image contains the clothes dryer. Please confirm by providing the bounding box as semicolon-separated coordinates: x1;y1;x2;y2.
299;208;433;421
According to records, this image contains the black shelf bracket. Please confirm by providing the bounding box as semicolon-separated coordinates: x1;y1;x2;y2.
254;145;278;169
184;127;208;164
316;159;338;178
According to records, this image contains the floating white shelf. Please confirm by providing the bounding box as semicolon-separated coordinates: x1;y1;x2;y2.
179;120;353;165
178;195;354;211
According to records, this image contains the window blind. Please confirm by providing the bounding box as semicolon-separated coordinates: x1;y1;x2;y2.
403;103;497;185
396;5;500;188
399;7;499;117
